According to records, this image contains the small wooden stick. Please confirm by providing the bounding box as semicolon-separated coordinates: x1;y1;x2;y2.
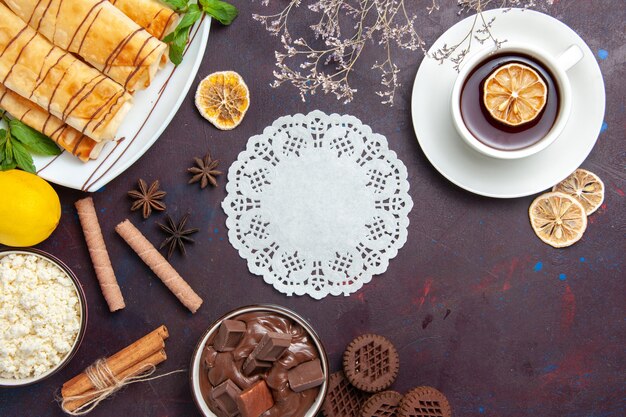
62;349;167;412
115;219;203;313
61;325;168;398
75;197;125;312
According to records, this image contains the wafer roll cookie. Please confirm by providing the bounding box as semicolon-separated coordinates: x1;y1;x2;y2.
115;219;203;313
75;197;125;312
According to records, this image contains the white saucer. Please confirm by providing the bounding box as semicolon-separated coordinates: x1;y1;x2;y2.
411;8;605;198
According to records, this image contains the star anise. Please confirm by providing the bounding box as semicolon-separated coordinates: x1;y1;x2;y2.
128;179;166;219
188;152;222;188
157;213;199;258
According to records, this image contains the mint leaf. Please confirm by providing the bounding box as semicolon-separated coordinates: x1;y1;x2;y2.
4;135;13;163
164;0;236;65
199;0;238;25
0;129;7;148
0;159;16;171
164;4;202;65
166;28;189;65
161;0;189;12
0;129;7;170
11;140;36;173
178;4;202;30
9;119;61;156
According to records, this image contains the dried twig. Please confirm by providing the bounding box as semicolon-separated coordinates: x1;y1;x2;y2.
253;0;551;105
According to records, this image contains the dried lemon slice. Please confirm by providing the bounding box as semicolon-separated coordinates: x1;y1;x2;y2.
195;71;250;130
529;192;587;248
483;63;547;126
552;169;604;215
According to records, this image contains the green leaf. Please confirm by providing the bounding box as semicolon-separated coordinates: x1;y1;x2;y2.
199;0;238;25
0;129;7;148
161;0;189;12
0;131;15;171
167;28;189;65
165;5;201;65
11;140;36;173
5;135;13;163
178;4;203;30
9;119;61;156
164;4;202;43
0;159;16;171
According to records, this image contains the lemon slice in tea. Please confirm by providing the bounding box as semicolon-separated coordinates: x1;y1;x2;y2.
552;169;604;215
483;63;547;126
195;71;250;130
529;192;587;248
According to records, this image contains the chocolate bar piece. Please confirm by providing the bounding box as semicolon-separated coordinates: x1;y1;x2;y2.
251;332;291;361
208;353;231;386
288;358;325;392
214;320;246;352
242;356;272;376
236;380;274;417
211;379;242;417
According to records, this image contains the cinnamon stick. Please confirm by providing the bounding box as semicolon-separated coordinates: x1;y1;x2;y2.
115;219;203;313
62;349;167;412
61;325;169;398
75;197;125;312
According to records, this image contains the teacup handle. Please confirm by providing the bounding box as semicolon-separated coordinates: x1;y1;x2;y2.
557;44;584;71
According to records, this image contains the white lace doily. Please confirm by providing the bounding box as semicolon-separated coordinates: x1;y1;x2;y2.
222;111;413;299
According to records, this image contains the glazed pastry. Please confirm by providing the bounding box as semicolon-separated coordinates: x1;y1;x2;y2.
0;84;104;162
3;0;167;90
0;4;132;142
109;0;179;40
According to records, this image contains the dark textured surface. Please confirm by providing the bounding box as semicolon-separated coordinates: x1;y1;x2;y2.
1;1;624;416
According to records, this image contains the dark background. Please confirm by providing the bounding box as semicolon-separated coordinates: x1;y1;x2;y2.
1;1;624;416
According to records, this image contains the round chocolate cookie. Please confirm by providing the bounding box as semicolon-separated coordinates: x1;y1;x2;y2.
323;371;368;417
360;390;403;417
398;386;452;417
343;334;399;392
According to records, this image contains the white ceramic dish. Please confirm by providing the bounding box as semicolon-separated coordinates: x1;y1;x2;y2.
0;249;87;387
0;17;211;192
412;8;605;198
189;304;329;417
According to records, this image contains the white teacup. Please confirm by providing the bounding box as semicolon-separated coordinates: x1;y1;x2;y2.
451;42;583;159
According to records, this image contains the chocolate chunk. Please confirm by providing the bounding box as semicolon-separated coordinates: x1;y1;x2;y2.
208;353;232;386
242;356;272;376
211;379;242;417
288;358;325;392
213;320;247;352
204;345;218;368
251;332;291;361
236;380;274;417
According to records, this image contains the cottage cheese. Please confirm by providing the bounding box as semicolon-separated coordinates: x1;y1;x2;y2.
0;253;81;379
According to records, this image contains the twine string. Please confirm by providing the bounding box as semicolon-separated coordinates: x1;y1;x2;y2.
60;359;185;415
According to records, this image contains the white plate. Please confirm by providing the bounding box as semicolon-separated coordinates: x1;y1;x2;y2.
411;8;605;198
0;17;210;191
